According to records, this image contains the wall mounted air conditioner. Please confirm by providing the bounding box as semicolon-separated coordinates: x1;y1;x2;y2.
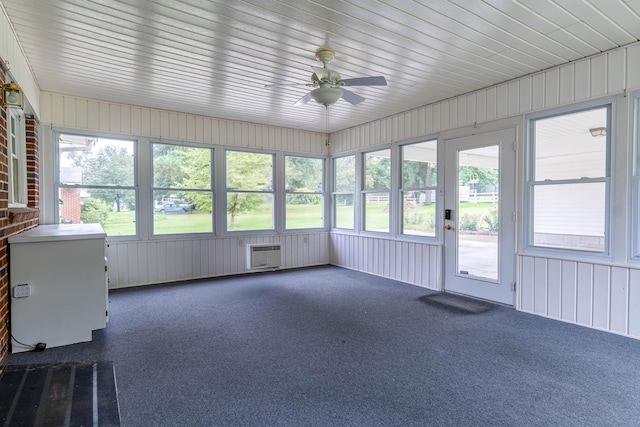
246;244;281;270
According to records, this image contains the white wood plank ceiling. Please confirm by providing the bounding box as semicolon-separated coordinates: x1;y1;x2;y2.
2;0;640;133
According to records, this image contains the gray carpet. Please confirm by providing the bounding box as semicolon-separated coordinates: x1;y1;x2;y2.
5;266;640;426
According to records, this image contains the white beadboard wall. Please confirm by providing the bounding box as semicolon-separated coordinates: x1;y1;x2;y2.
330;46;637;153
329;233;441;290
38;91;329;289
327;43;640;339
39;92;327;155
518;255;640;339
0;7;40;117
107;233;329;289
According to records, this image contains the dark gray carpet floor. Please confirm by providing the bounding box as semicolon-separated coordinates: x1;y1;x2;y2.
6;265;640;426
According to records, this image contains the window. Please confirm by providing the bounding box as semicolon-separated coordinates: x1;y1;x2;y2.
152;143;213;235
400;139;437;237
285;155;324;230
7;109;26;206
634;97;640;259
58;134;137;237
332;155;356;229
527;105;610;253
363;148;391;233
225;150;274;231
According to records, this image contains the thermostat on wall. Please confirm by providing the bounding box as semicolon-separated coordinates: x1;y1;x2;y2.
13;284;31;298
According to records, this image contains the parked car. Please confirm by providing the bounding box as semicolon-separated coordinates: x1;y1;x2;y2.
155;203;188;213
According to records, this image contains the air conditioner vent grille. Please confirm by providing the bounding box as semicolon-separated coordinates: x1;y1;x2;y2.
246;244;281;269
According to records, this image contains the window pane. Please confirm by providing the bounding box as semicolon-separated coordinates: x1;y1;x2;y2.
534;107;607;181
402;140;437;188
59;136;134;186
286;195;323;229
59;188;136;236
227;193;273;231
286;156;323;193
153;191;212;235
364;192;389;232
401;191;436;236
335;155;355;192
334;194;354;229
226;151;272;191
153;145;211;189
533;183;606;252
364;149;391;190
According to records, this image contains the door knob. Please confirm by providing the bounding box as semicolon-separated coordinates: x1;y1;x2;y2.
444;224;452;230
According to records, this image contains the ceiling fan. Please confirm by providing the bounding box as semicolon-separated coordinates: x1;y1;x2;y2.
291;48;387;108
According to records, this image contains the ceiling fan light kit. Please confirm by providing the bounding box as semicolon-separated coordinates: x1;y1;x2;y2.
310;86;342;107
293;48;387;108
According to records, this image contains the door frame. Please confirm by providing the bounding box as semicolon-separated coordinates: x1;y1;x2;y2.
442;127;517;305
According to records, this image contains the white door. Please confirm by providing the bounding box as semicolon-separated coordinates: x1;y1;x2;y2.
443;128;516;305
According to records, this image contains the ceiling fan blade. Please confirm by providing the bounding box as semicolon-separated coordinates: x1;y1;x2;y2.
340;88;365;105
294;92;312;106
341;76;387;86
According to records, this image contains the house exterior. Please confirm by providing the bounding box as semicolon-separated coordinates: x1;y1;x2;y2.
2;6;640;365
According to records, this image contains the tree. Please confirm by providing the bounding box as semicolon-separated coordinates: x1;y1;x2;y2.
459;166;498;192
152;145;213;212
226;151;273;229
68;144;135;211
403;160;436;204
285;156;323;205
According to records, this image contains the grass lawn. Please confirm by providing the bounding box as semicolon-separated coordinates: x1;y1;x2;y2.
96;201;499;236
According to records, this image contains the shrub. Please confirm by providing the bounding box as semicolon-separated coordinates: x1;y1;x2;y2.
459;213;482;231
483;207;499;232
80;197;109;224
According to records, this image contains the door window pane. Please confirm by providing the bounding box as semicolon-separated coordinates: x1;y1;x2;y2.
457;145;499;281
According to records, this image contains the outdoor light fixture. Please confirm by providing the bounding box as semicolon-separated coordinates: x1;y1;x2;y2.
2;82;23;109
589;127;606;137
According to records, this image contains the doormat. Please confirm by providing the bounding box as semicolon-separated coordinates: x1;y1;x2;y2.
0;361;120;426
417;293;497;314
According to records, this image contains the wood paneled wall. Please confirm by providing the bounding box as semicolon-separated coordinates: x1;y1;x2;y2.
330;233;441;290
330;46;639;153
40;92;326;155
519;255;640;339
326;43;640;339
107;233;329;288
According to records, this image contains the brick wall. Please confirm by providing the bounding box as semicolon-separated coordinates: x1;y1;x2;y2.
0;71;39;364
60;187;82;224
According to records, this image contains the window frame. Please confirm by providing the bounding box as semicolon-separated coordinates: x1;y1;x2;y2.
632;95;640;260
7;108;27;207
525;100;613;257
224;148;276;234
150;140;215;238
55;131;139;240
331;153;357;231
398;137;438;240
284;153;326;231
361;146;392;234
